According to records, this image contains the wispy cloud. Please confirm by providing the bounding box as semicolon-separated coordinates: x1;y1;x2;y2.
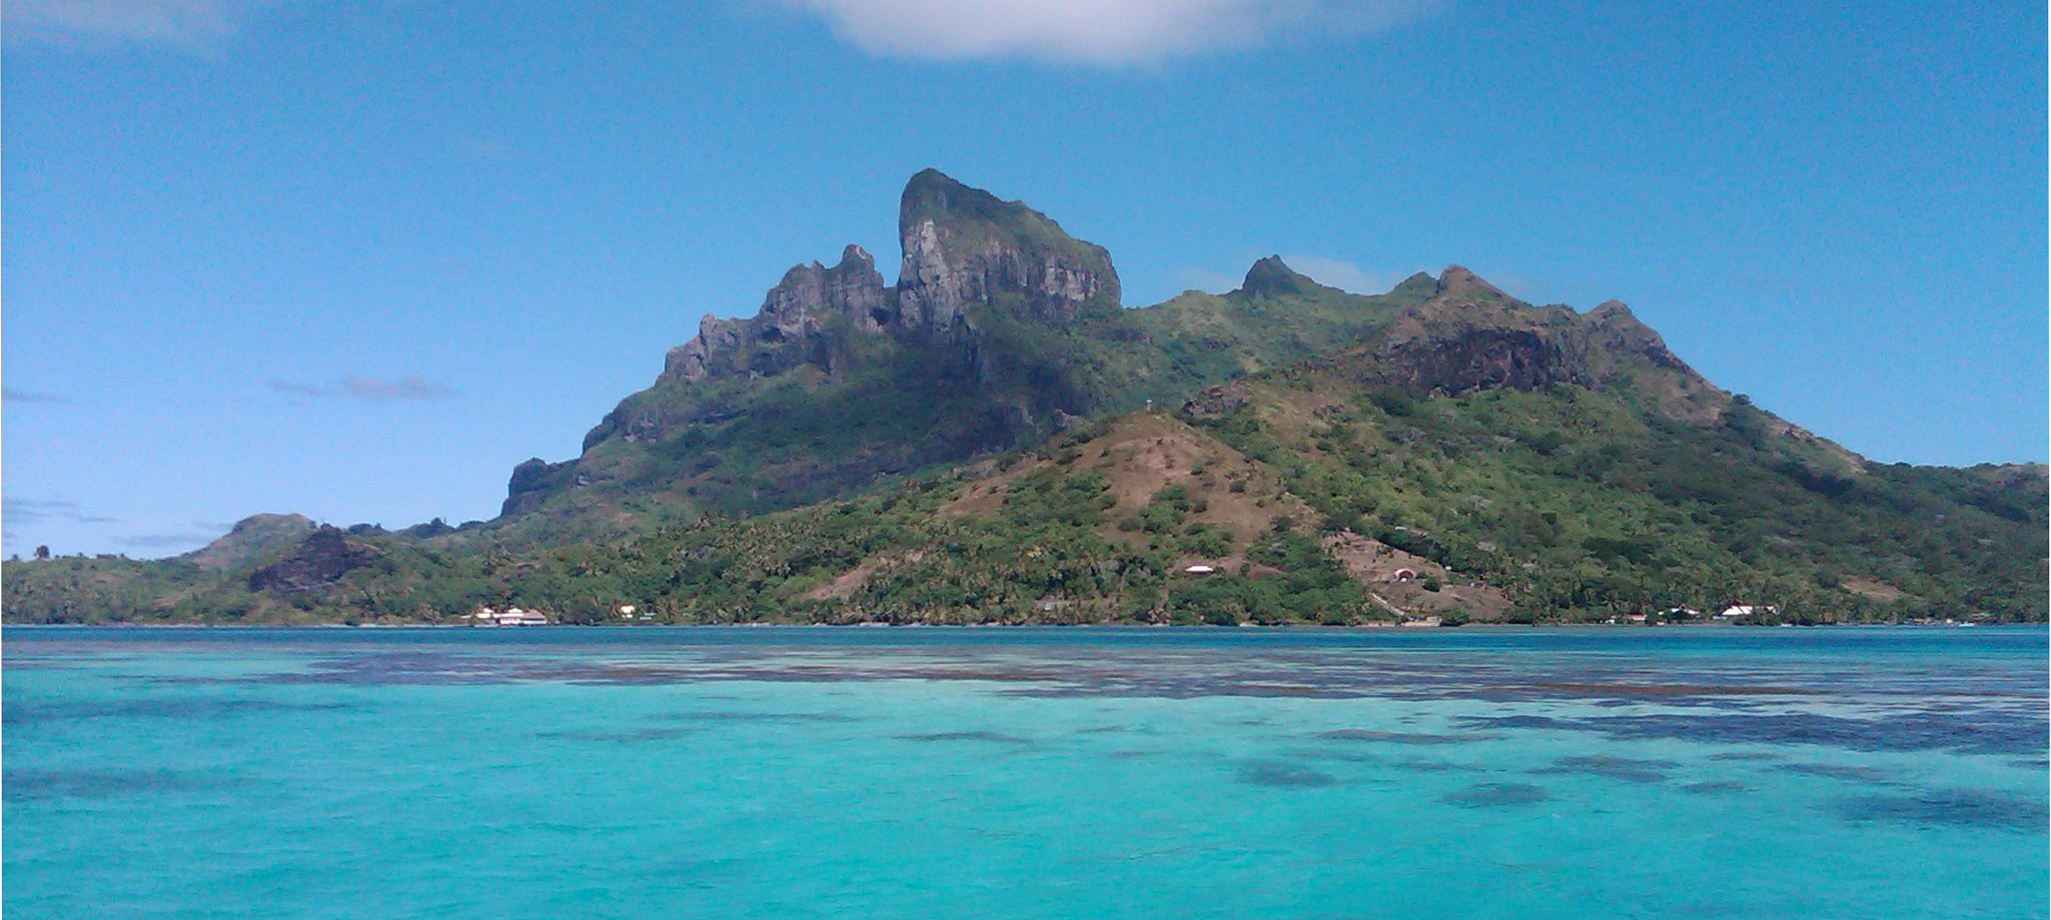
266;374;459;401
1168;266;1248;294
778;0;1435;65
118;528;227;550
342;375;458;399
1168;255;1409;295
454;135;518;162
3;388;71;404
265;380;333;397
1280;254;1407;294
2;0;268;51
3;498;119;526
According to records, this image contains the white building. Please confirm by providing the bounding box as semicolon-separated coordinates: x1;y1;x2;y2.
471;606;550;626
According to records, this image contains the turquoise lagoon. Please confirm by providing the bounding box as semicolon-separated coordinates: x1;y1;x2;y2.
4;626;2045;919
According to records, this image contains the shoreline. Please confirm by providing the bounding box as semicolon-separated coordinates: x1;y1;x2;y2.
2;620;2032;630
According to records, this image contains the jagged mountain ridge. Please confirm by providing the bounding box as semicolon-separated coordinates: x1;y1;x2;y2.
498;170;1427;533
659;170;1121;384
5;168;2041;625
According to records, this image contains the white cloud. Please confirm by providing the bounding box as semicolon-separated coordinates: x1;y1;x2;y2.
3;498;118;526
118;527;227;550
266;374;459;401
1280;254;1407;294
780;0;1435;65
3;388;71;404
1168;266;1247;294
3;0;262;51
340;375;457;400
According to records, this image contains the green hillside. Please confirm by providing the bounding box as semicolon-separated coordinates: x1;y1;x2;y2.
491;172;1431;539
5;172;2042;626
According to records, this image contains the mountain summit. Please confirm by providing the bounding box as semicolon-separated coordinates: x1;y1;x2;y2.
10;170;2039;626
662;170;1122;388
896;168;1120;332
500;171;1422;528
1239;256;1326;298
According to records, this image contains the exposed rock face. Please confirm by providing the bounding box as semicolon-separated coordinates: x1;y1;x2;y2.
1581;299;1692;374
1182;385;1248;418
894;168;1119;339
653;171;1120;388
502;457;575;517
499;170;1135;530
1374;327;1577;394
1433;264;1509;300
247;526;385;592
1238;255;1322;298
1354;265;1589;394
1351;265;1715;408
663;244;892;381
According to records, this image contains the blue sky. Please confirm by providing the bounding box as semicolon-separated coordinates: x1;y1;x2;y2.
4;0;2045;557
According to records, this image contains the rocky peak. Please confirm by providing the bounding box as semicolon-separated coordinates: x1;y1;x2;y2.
895;169;1119;337
1353;269;1703;399
1579;298;1699;378
1584;298;1634;322
769;244;894;332
1238;255;1321;298
1434;264;1510;300
184;513;318;571
662;242;892;382
247;526;385;592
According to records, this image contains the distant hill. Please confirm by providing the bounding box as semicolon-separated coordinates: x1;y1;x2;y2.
4;172;2042;625
183;513;317;570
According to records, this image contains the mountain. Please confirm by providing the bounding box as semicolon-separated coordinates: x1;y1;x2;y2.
4;171;2042;625
495;170;1426;537
1172;270;2040;619
183;513;318;570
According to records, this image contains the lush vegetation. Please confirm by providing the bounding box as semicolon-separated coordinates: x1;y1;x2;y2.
7;391;2041;625
496;256;1432;542
1185;375;2045;622
6;174;2041;627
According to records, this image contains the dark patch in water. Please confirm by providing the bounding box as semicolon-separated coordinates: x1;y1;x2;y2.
1832;789;2049;832
1681;780;1752;794
1398;759;1478;773
1521;681;1818;697
1461;715;1572;730
1533;754;1676;783
1458;711;2047;756
1076;724;1129;734
896;731;1031;744
1287;746;1385;765
537;727;694;742
3;696;349;725
1236;761;1338;788
1317;729;1490;745
1706;751;1783;761
658;710;855;724
1777;762;1896;783
1442;782;1550;807
3;767;226;800
0;659;92;670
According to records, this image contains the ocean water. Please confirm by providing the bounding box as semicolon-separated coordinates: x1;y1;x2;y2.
3;626;2044;919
